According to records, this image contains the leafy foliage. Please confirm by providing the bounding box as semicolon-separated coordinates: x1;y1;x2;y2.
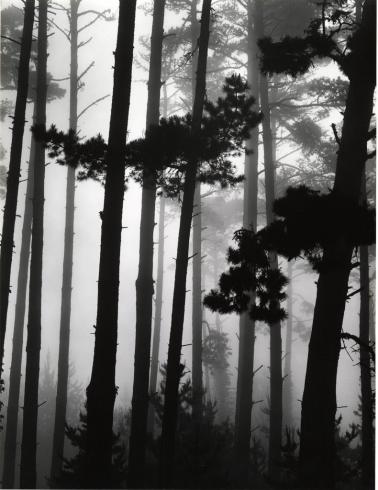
202;329;231;371
51;410;126;489
150;363;235;488
258;1;375;80
34;75;261;194
259;185;376;271
204;228;288;324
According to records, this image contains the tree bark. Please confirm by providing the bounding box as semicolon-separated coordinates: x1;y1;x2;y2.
128;1;165;487
50;0;78;481
85;1;136;487
2;128;35;489
299;1;376;487
232;1;259;487
158;1;211;486
19;0;47;486
0;0;35;379
283;260;293;429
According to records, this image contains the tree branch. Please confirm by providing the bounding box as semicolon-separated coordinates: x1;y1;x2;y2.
77;94;110;120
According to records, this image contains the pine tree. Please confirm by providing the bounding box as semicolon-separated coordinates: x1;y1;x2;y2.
128;0;166;486
84;1;137;486
158;2;212;485
257;3;376;485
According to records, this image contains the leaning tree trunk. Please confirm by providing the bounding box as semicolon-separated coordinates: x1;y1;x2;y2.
0;0;35;378
128;1;165;487
19;1;47;487
255;0;283;482
283;260;293;429
158;1;211;486
2;128;35;489
50;0;78;481
84;1;136;487
299;1;375;488
232;1;259;487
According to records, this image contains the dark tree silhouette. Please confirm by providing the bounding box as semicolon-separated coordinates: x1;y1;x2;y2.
258;1;376;486
84;1;137;487
157;1;211;485
0;0;35;387
20;0;47;487
128;0;166;486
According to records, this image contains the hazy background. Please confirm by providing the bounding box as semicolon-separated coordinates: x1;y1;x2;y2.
0;0;364;459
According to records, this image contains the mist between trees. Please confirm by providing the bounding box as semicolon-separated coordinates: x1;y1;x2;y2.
0;0;375;489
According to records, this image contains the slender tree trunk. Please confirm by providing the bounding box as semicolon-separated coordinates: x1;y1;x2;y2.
189;0;203;428
20;1;47;486
50;0;78;481
254;0;283;482
158;1;211;486
299;2;375;487
147;80;169;438
128;1;165;486
192;184;203;425
84;1;136;487
2;129;35;489
0;0;35;378
233;1;259;486
283;260;293;429
147;195;166;436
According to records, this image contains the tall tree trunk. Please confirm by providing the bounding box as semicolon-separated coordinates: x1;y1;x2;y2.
147;195;166;436
50;0;78;481
255;0;283;482
0;0;35;378
2;129;35;489
283;260;293;429
158;1;211;486
192;185;203;425
19;0;47;486
84;1;136;487
128;1;165;487
299;1;375;487
232;1;259;486
189;0;203;427
147;80;169;438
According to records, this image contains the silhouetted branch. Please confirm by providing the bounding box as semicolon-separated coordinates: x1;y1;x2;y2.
77;94;110;120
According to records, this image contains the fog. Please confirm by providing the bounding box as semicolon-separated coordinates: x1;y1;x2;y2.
0;0;375;488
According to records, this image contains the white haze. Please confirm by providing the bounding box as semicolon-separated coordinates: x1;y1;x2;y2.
0;0;364;459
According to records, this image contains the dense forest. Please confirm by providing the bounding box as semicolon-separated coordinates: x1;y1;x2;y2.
0;0;375;489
